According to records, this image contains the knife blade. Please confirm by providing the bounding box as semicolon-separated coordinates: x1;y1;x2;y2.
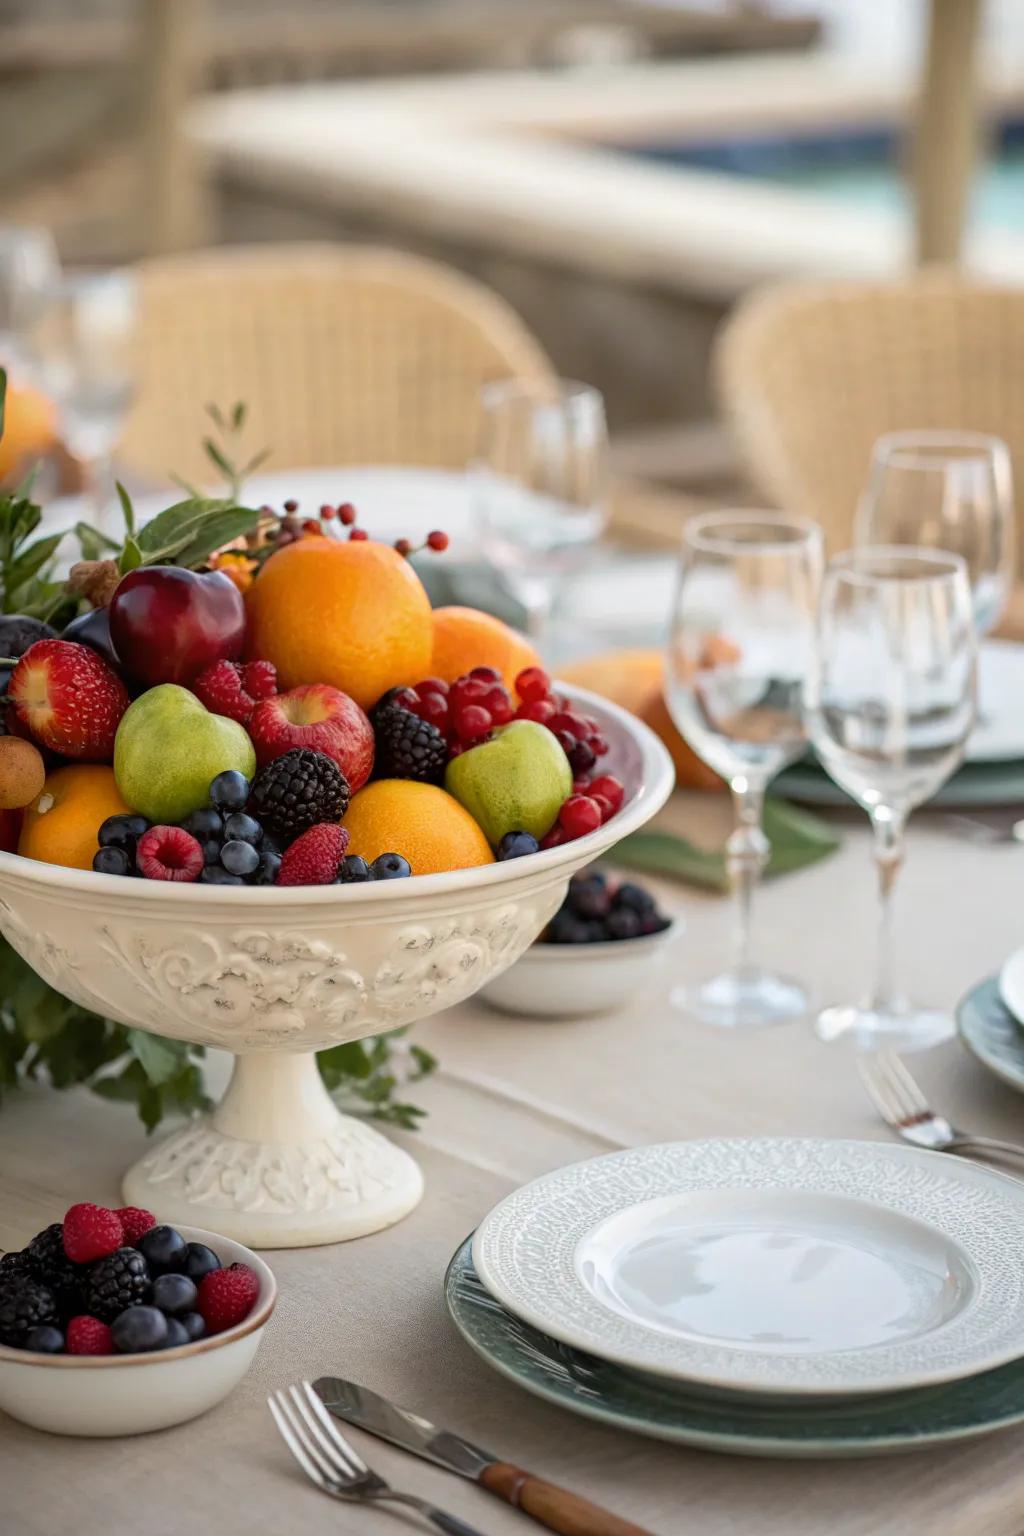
314;1377;656;1536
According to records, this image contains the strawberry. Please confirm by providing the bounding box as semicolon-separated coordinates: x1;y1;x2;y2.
193;658;278;726
248;684;374;791
66;1315;113;1355
9;640;128;760
276;822;349;886
62;1203;123;1264
197;1262;260;1334
115;1206;156;1244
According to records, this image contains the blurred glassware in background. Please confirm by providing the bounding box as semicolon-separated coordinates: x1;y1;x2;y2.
474;378;608;648
805;547;976;1053
0;225;60;373
29;269;138;521
665;511;824;1029
857;431;1015;636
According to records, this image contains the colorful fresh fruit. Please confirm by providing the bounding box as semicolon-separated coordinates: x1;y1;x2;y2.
136;825;205;882
370;852;411;880
429;606;539;694
114;685;256;824
444;720;572;847
249;748;350;843
112;1305;168;1354
342;780;493;875
9;639;129;759
136;1223;187;1273
61;606;121;672
19;765;130;871
98;812;150;854
543;869;671;944
245;537;433;709
0;736;45;809
337;854;372;883
209;768;251;812
197;1262;260;1334
93;845;132;876
181;1243;221;1283
85;1247;151;1322
558;793;603;840
0;1278;58;1346
109;566;247;687
62;1203;124;1264
248;682;373;789
371;698;448;783
0;380;56;485
115;1206;156;1244
276;822;350;886
66;1315;113;1356
0;615;57;657
497;830;540;860
193;657;278;726
151;1273;198;1316
24;1324;64;1353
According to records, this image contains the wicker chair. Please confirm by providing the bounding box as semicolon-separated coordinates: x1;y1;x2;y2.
715;272;1024;568
118;244;554;484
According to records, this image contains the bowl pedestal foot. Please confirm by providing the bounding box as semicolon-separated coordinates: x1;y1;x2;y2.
121;1051;424;1248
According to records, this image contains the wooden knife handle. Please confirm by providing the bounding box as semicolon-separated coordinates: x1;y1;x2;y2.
480;1462;655;1536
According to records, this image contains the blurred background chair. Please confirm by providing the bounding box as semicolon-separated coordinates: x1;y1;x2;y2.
118;243;555;484
716;271;1024;569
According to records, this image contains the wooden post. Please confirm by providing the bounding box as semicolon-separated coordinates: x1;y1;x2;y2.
912;0;984;265
137;0;210;254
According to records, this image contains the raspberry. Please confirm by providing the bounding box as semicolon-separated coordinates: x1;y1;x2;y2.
193;659;252;725
115;1206;156;1245
62;1203;123;1264
515;666;551;703
589;775;624;814
197;1262;260;1334
559;794;602;840
277;823;349;886
66;1315;113;1355
137;825;204;882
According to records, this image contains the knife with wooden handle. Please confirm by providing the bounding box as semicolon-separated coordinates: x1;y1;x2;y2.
314;1377;656;1536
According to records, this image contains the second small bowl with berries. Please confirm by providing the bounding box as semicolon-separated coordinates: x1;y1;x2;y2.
0;1202;276;1437
480;868;678;1020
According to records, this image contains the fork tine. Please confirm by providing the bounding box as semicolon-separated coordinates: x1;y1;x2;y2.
268;1393;331;1491
857;1055;904;1127
298;1380;371;1476
883;1050;930;1117
274;1388;340;1484
288;1384;362;1482
869;1051;918;1123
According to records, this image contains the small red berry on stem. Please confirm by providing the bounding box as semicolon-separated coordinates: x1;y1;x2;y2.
394;538;413;557
349;527;369;542
589;774;624;814
338;502;357;526
426;530;449;552
559;794;603;840
283;499;299;513
319;504;334;519
455;704;491;742
517;698;557;725
302;519;321;536
515;666;551;703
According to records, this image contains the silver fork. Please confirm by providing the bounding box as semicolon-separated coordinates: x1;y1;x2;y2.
859;1050;1024;1164
269;1381;487;1536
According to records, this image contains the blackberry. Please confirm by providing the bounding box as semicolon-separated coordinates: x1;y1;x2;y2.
85;1247;150;1323
26;1223;85;1319
0;1276;58;1347
0;1251;35;1282
249;749;349;843
373;705;447;784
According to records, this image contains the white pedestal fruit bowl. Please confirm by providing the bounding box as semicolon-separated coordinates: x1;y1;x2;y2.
0;686;673;1248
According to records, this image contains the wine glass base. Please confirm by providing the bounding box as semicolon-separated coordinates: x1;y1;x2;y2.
671;967;809;1030
815;1003;955;1053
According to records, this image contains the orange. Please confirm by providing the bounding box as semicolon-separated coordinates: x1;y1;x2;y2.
342;780;493;876
559;649;726;793
0;379;57;486
19;764;130;871
246;537;433;710
430;606;540;695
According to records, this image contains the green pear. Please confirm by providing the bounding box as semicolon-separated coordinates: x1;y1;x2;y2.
114;684;256;824
445;719;572;847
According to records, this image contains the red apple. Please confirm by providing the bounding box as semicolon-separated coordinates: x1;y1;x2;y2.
109;566;246;687
248;684;374;790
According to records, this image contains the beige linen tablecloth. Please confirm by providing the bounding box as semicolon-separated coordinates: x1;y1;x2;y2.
3;793;1024;1536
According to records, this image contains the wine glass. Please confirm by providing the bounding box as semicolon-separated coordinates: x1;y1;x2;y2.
857;431;1014;636
0;225;60;370
804;547;976;1052
665;511;824;1029
29;269;138;521
474;379;608;647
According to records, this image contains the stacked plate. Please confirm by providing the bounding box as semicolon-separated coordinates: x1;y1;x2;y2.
447;1138;1024;1457
777;639;1024;809
958;953;1024;1096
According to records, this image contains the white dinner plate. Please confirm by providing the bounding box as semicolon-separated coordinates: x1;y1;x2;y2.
473;1138;1024;1398
998;948;1024;1026
971;640;1024;762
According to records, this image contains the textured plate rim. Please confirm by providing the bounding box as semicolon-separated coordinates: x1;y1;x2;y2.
958;975;1024;1096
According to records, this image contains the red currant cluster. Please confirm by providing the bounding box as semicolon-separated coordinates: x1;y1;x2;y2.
391;667;513;753
266;500;450;555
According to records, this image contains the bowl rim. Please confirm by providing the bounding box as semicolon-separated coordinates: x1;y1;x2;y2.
0;1224;277;1369
522;915;680;961
0;683;675;904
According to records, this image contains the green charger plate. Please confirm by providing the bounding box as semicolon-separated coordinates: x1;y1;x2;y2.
776;759;1024;810
958;976;1024;1095
445;1237;1024;1458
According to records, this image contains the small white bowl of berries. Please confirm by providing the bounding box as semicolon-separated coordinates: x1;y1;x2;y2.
0;1202;275;1436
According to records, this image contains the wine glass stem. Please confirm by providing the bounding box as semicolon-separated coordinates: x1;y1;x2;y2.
869;805;906;1013
727;776;769;975
504;570;555;645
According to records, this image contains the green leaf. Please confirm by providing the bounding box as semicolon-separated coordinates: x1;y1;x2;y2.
128;1028;188;1086
75;521;121;561
232;401;246;430
205;403;225;431
119;536;143;574
5;532;63;594
135;496;248;564
203;437;235;482
116;481;136;537
240;447;270;480
9;497;41;550
171;505;262;569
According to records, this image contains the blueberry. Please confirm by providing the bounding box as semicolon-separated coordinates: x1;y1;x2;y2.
209;770;250;812
111;1305;168;1354
569;882;610;920
163;1318;191;1349
223;812;262;846
181;1242;221;1284
337;855;373;883
253;850;281;886
201;838;222;866
371;853;411;880
199;866;245;886
151;1272;198;1316
136;1225;187;1274
24;1324;64;1354
613;882;655;916
93;845;132;877
221;839;260;877
497;831;540;861
179;1311;206;1342
182;808;223;839
98;813;149;851
606;907;643;941
545;912;590;945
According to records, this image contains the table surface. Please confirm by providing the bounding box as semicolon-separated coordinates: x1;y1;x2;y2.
3;791;1024;1536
